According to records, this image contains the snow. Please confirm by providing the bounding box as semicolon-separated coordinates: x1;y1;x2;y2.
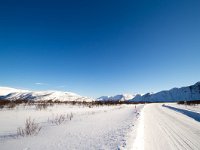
0;104;143;150
0;87;29;96
97;82;200;103
132;108;144;150
167;103;200;113
135;103;200;150
130;82;200;102
0;87;93;102
1;82;200;149
97;94;136;102
1;102;200;149
163;103;200;122
2;81;200;103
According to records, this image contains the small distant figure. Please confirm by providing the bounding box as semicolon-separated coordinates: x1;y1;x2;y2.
134;105;139;118
135;105;137;113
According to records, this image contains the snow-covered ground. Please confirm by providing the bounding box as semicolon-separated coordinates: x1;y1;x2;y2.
1;102;200;150
167;103;200;113
134;103;200;150
0;104;143;150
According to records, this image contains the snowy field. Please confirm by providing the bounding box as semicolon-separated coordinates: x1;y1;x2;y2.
0;104;143;150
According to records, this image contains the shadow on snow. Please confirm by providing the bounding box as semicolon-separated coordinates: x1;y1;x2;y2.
163;104;200;122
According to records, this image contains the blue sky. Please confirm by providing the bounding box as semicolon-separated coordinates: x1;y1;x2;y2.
0;0;200;98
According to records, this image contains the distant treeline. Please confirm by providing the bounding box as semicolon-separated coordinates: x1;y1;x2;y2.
0;98;147;106
1;98;200;107
177;100;200;105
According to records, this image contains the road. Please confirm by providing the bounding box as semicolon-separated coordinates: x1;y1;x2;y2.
136;103;200;150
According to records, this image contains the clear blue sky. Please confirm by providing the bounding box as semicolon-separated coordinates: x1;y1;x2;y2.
0;0;200;98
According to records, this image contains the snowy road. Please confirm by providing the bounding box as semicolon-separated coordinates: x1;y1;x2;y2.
141;103;200;150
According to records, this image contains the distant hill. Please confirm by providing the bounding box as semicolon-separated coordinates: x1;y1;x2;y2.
129;82;200;102
0;87;93;102
1;82;200;103
97;94;136;102
97;82;200;102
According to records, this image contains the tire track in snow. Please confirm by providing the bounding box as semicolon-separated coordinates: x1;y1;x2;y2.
158;106;199;150
142;104;200;150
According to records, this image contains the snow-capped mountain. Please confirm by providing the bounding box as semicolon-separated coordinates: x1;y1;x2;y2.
96;82;200;102
97;94;136;102
1;82;200;102
0;87;29;96
129;82;200;102
0;87;93;102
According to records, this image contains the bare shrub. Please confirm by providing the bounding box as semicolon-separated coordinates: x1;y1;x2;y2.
0;100;10;107
177;100;200;105
35;103;49;110
7;102;16;109
25;101;34;107
50;114;66;125
17;117;41;136
49;102;54;107
68;112;73;120
49;113;74;125
0;105;4;109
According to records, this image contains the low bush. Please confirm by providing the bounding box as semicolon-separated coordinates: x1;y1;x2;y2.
50;114;66;125
17;117;41;136
49;113;74;125
177;100;200;105
7;102;17;109
0;100;10;109
68;112;73;121
35;103;49;110
0;105;4;109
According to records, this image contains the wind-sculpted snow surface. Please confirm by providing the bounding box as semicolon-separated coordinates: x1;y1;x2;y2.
0;104;143;150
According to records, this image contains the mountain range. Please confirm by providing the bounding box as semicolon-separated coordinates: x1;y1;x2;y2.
0;87;93;102
97;82;200;102
0;82;200;102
